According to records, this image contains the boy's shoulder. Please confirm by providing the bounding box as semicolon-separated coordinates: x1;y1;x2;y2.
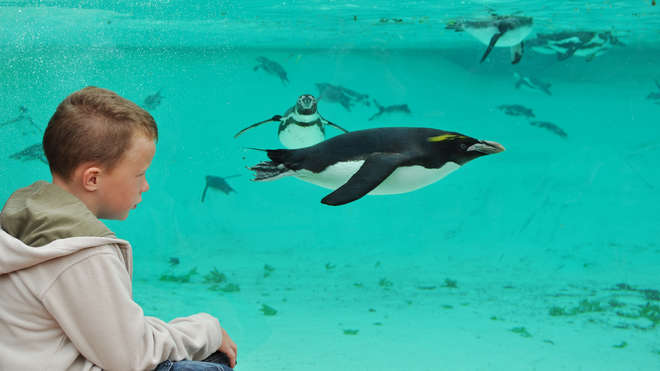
1;181;114;247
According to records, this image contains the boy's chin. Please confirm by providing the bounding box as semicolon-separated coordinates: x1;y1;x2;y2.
98;210;131;221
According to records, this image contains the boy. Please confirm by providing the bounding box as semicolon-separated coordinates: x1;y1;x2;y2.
0;87;237;370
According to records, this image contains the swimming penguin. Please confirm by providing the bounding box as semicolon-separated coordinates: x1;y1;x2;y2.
513;72;552;96
646;80;660;103
234;94;349;149
369;100;412;121
249;127;505;206
9;143;48;164
528;31;624;61
1;106;40;133
142;90;163;111
529;121;567;138
201;174;240;202
315;83;370;111
254;56;289;84
497;104;535;118
446;14;533;64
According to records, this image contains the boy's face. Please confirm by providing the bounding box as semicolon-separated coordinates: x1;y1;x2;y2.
96;133;156;220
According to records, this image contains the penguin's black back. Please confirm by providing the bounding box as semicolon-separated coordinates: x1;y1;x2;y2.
266;127;466;173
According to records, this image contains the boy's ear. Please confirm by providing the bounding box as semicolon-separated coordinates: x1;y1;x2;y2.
81;166;103;191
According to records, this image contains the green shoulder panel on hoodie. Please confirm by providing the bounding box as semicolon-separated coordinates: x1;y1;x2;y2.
0;181;114;247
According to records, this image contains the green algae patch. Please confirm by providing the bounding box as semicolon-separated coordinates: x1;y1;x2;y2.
159;267;198;283
260;304;278;316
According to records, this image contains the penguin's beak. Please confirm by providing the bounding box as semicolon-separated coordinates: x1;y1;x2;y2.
468;140;505;154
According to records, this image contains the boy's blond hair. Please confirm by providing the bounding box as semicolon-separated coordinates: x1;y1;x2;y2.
43;86;158;180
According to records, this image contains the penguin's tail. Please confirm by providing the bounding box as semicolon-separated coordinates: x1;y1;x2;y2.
249;161;292;182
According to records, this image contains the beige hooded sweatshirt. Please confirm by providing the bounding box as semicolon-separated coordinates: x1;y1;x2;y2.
0;181;223;371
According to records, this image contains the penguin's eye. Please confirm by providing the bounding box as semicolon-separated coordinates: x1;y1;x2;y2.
459;143;468;150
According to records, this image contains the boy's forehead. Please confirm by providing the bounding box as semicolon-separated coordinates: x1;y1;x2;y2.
128;130;157;148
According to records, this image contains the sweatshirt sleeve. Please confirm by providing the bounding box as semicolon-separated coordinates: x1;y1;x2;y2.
40;247;223;371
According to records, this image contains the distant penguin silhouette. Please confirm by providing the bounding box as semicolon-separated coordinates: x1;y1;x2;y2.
513;72;552;96
528;31;624;61
497;104;535;118
254;56;289;84
646;80;660;102
142;90;163;111
369;100;411;121
201;175;240;202
529;121;567;138
315;83;370;111
1;106;40;133
9;143;48;164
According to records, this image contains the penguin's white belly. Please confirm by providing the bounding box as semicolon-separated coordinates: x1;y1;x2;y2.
467;25;531;47
574;46;605;56
543;37;581;53
294;161;461;195
531;45;560;55
574;42;609;57
279;124;324;149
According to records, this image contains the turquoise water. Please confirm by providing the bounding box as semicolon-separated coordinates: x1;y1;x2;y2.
2;1;660;370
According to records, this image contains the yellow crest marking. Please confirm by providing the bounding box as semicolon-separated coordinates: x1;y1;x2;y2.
427;134;466;142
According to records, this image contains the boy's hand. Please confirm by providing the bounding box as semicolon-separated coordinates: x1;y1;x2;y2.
219;327;238;368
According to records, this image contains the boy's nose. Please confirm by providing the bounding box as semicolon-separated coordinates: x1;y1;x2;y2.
142;179;150;193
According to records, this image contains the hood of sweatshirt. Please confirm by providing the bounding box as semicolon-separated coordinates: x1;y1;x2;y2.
0;181;128;275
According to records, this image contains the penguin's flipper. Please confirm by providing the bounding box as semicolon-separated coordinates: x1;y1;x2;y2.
557;47;576;61
513;72;522;89
321;153;409;206
234;115;283;138
480;32;504;63
340;98;352;111
542;85;552;96
510;42;524;64
325;120;349;133
201;184;209;203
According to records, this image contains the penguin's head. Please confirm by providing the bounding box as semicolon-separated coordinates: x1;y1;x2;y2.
601;31;625;47
296;94;318;115
427;133;505;165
